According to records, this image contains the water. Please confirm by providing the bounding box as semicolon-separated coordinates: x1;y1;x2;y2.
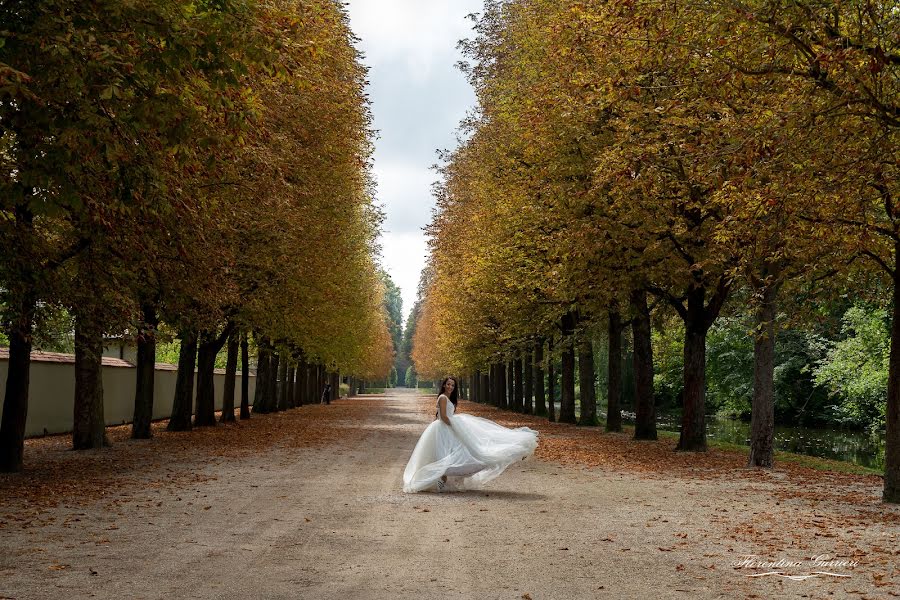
548;402;885;471
626;411;886;471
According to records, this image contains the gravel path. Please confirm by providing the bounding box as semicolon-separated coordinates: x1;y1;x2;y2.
1;389;896;599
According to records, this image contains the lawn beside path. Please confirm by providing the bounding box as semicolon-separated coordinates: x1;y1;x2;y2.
1;390;897;599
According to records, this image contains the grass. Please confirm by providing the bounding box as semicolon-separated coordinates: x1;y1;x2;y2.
772;451;883;476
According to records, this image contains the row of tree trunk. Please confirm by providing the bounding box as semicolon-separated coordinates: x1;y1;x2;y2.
250;337;336;414
467;298;658;443
0;302;349;473
464;282;829;484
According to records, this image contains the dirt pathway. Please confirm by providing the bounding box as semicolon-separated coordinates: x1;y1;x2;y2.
1;389;897;599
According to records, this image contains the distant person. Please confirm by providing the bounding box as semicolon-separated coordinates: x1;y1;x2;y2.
402;376;538;493
321;382;331;405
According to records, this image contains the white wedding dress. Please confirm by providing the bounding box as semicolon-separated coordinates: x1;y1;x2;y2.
402;396;538;493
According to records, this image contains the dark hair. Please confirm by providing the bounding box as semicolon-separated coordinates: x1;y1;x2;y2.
438;377;459;407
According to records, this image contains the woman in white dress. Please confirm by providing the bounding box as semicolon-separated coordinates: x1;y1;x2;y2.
403;377;538;493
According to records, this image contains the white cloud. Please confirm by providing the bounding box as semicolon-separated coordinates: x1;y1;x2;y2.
346;0;481;320
348;0;479;81
379;231;430;323
373;161;437;234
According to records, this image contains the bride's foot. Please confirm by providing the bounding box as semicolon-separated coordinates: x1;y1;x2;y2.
436;478;447;492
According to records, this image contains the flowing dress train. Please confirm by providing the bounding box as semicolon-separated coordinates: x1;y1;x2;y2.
402;397;538;492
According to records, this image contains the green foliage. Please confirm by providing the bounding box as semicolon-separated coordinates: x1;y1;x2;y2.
388;366;398;388
395;301;419;384
705;317;754;418
381;271;403;355
156;341;182;366
772;328;831;426
651;303;885;431
404;365;417;388
814;305;889;430
31;305;74;353
652;322;685;411
156;339;230;370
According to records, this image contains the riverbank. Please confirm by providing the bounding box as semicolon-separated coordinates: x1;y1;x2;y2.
541;400;885;471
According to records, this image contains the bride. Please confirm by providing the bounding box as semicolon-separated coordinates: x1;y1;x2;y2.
403;376;538;493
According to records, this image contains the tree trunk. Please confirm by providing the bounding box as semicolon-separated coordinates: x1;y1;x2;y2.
498;363;507;409
495;367;501;405
524;350;533;414
488;365;496;405
286;365;296;408
297;360;306;405
631;290;657;440
169;330;198;431
487;366;494;405
0;290;36;472
578;336;598;427
253;337;272;414
72;313;108;449
475;371;481;403
194;330;219;427
559;336;577;424
884;260;900;503
533;339;546;417
548;338;556;422
477;371;483;403
277;358;289;411
678;288;709;451
307;363;316;405
477;369;491;404
296;358;307;406
269;352;282;412
606;310;623;432
748;282;778;467
506;360;514;410
131;303;158;439
240;333;251;420
221;329;238;423
299;361;307;404
514;357;524;413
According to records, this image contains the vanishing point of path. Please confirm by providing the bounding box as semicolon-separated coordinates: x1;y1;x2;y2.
1;389;897;599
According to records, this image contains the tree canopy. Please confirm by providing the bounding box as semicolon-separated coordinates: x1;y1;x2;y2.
413;0;899;503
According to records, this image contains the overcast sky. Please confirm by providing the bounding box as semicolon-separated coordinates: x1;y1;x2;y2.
345;0;482;322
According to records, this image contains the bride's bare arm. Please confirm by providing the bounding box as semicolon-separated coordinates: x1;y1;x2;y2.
438;395;452;427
